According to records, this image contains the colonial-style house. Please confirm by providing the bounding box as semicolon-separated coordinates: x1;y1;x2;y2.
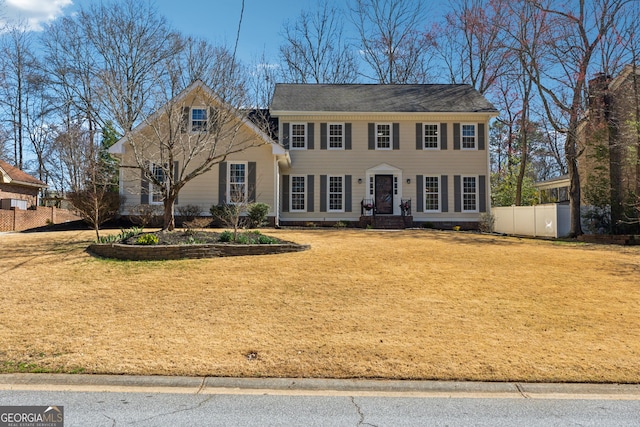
110;81;498;229
0;159;48;209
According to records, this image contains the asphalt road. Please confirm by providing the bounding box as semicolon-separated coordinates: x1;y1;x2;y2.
1;375;640;426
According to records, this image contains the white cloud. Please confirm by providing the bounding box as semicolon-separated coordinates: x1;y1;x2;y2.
4;0;74;31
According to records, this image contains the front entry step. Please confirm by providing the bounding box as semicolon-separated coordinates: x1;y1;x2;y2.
360;215;413;229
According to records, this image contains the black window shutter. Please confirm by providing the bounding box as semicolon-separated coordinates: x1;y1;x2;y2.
218;162;227;205
393;123;400;150
248;162;257;202
180;107;190;133
368;123;375;150
320;175;327;212
345;175;352;212
174;161;179;205
454;175;461;212
416;123;422;150
141;164;150;204
453;123;460;150
320;123;327;150
282;175;289;212
479;175;487;212
282;123;290;149
307;175;314;212
345;123;352;150
441;175;449;212
478;123;485;150
307;123;314;149
416;175;424;212
440;123;448;150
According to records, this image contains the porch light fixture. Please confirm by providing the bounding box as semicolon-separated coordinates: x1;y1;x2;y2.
358;178;363;184
406;178;411;184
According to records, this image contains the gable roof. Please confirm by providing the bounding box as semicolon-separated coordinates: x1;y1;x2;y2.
0;160;47;188
270;84;498;114
110;80;283;155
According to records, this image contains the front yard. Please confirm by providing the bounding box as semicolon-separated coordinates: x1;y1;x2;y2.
1;228;639;383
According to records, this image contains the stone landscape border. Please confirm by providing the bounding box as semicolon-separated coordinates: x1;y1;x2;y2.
88;241;310;261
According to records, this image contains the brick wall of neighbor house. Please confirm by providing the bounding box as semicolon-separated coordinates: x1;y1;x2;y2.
0;183;40;207
0;206;81;232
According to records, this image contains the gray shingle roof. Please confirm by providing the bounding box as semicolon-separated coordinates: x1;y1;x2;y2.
270;84;498;114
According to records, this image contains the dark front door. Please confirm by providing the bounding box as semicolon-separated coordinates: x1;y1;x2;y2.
375;175;394;214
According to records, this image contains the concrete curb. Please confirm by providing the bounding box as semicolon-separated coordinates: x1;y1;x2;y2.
1;374;639;399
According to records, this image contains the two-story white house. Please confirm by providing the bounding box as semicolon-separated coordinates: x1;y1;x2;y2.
110;81;498;229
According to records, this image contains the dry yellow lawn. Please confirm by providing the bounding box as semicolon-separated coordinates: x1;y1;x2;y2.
1;228;639;383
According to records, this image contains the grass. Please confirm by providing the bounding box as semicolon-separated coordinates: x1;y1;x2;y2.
1;228;639;383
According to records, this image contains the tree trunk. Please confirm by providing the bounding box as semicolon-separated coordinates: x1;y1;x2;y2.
163;197;175;231
566;129;583;237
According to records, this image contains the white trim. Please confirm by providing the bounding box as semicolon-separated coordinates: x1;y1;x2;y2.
461;175;479;213
189;106;208;133
424;175;441;213
327;174;345;212
290;122;307;150
461;123;477;150
422;122;440;150
375;123;392;150
227;161;248;204
289;175;307;212
327;122;345;150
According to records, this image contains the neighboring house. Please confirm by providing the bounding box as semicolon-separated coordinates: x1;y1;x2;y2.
534;174;570;204
0;159;48;209
578;64;640;231
110;81;498;228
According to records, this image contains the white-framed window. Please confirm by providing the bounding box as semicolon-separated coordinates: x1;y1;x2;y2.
462;176;478;212
290;175;306;212
423;123;439;149
328;123;344;149
227;162;247;203
424;176;440;212
328;175;344;212
291;123;307;149
191;108;208;132
150;163;165;204
376;123;391;150
461;124;476;149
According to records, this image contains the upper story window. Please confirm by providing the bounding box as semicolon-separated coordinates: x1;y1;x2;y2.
423;123;439;149
228;162;247;203
291;123;307;149
328;123;344;149
462;176;478;212
376;123;391;150
461;124;476;149
191;108;208;132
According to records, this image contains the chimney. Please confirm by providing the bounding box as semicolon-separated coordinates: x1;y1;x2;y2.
588;72;612;119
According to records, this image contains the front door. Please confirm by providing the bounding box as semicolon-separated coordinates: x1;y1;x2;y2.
375;175;394;214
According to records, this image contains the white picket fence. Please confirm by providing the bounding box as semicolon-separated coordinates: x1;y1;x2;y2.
492;204;571;238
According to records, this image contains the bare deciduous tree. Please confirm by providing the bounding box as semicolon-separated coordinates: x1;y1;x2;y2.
350;0;436;83
436;0;512;94
279;0;358;83
519;0;629;236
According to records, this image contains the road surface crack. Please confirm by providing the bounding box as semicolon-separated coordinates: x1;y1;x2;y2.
350;396;378;427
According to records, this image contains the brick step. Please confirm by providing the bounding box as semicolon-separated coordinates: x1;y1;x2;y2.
360;216;412;229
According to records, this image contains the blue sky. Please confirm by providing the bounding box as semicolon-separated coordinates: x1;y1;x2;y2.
3;0;322;64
